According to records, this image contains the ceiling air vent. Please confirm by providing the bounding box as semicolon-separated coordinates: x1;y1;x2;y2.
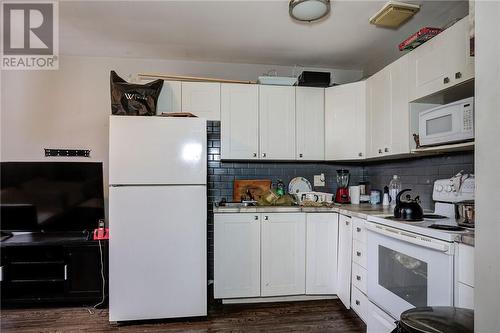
369;1;420;28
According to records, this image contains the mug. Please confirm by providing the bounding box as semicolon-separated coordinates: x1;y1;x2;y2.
349;186;361;205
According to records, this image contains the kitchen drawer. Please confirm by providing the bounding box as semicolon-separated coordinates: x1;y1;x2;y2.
458;244;474;286
456;282;474;309
352;239;367;269
351;286;369;323
367;301;397;333
352;217;367;243
352;262;367;295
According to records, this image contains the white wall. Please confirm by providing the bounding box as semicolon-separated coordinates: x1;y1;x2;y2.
0;55;362;201
474;1;500;331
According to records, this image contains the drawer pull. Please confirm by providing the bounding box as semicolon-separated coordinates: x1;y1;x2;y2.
356;251;362;257
253;152;257;158
299;153;303;158
358;152;363;157
345;221;350;226
384;147;389;153
356;275;361;281
355;300;360;306
444;77;450;84
455;72;462;79
254;215;259;220
262;153;267;158
378;149;383;154
264;216;269;221
356;227;362;232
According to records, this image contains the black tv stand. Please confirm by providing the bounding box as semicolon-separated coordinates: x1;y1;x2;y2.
1;232;108;307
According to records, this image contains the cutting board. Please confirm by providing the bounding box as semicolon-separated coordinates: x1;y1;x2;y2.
233;179;272;202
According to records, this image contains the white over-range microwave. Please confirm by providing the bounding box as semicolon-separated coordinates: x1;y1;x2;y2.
419;97;474;147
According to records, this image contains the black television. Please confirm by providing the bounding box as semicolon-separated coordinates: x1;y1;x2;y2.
1;162;105;233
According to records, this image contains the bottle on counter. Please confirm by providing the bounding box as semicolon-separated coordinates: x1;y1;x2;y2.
382;186;391;206
389;175;402;206
276;179;285;197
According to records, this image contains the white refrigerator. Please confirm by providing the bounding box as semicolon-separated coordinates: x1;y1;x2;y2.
108;116;207;322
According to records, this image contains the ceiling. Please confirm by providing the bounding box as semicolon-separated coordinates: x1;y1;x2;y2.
59;0;468;75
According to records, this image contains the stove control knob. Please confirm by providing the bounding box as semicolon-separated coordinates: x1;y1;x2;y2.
445;185;453;192
436;185;444;192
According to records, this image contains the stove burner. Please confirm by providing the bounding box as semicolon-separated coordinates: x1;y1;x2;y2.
428;224;466;231
386;216;424;222
422;214;448;219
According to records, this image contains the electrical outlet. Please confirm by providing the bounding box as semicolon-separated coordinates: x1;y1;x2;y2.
314;173;325;187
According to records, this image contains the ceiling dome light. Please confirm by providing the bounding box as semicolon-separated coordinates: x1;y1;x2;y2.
289;0;330;22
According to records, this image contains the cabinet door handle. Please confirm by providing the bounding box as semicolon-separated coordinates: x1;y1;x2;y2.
0;266;3;282
264;216;269;221
262;153;266;158
358;152;363;157
384;147;389;152
378;149;383;154
355;300;360;306
356;227;362;232
253;152;257;158
356;251;362;257
63;264;68;281
254;215;259;220
444;77;450;84
455;72;462;79
356;275;361;281
299;153;303;158
345;221;350;226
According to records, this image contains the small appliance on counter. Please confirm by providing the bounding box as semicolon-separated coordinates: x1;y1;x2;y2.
418;97;474;147
393;306;473;333
335;169;351;203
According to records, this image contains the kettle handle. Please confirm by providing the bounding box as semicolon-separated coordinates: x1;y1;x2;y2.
396;189;412;205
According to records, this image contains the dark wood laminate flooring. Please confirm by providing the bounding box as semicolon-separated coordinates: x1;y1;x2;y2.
1;300;366;333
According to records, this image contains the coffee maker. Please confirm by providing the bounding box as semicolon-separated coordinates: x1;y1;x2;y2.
335;169;351;204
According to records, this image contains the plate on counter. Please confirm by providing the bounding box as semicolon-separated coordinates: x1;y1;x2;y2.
288;177;313;194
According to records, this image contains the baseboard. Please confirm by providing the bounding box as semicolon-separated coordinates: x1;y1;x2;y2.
221;294;337;304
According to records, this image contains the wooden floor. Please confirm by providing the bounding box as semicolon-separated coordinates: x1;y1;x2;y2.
1;300;366;332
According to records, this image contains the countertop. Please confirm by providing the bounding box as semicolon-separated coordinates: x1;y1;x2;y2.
213;203;394;219
213;203;475;246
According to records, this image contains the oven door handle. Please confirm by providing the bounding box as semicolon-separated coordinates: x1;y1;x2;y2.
366;222;452;254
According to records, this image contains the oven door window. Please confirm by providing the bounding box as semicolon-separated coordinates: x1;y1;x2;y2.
378;245;428;307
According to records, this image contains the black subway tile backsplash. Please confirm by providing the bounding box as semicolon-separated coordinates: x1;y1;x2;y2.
205;121;474;280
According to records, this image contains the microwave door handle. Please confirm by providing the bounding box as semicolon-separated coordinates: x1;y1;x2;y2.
366;223;451;253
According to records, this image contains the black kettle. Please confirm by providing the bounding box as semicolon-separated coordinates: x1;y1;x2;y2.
394;189;423;221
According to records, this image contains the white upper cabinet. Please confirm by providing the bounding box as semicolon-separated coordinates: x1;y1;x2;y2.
220;84;259;160
325;82;366;160
259;86;296;160
306;213;338;295
408;16;473;101
261;213;306;297
337;214;353;309
139;79;182;114
295;87;325;160
367;55;410;158
214;213;261;299
181;82;221;120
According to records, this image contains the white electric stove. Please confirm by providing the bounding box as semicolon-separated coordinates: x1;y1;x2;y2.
365;176;475;327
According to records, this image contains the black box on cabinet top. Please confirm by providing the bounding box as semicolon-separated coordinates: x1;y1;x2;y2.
297;71;331;87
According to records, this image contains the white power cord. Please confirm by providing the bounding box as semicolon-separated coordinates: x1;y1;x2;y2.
87;239;106;315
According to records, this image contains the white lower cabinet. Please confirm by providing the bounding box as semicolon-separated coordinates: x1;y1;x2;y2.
214;213;261;299
456;243;475;309
337;214;353;309
214;212;340;300
261;213;306;296
367;301;397;333
305;213;339;294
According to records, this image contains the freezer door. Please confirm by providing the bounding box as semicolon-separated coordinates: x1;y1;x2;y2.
109;116;206;185
109;185;207;322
